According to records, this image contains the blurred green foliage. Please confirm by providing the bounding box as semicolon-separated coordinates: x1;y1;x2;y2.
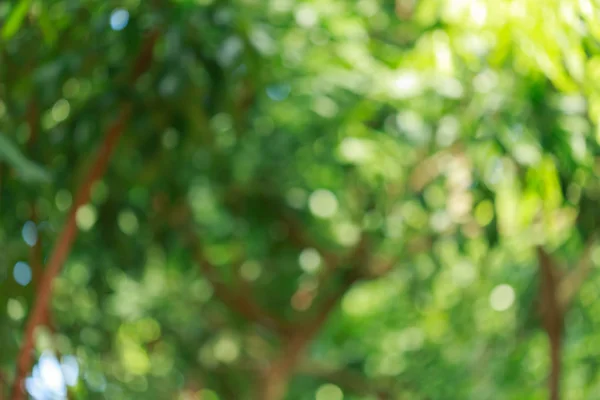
3;0;600;399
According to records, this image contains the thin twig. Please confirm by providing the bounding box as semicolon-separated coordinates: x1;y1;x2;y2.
10;30;159;400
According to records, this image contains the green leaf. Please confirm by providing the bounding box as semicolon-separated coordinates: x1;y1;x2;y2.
0;134;50;183
2;0;31;40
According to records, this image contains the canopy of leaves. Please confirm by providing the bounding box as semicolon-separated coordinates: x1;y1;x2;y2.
2;0;600;399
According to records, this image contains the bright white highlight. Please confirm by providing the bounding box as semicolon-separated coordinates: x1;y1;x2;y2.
489;284;515;311
26;352;77;399
309;189;338;218
110;9;129;31
299;248;321;273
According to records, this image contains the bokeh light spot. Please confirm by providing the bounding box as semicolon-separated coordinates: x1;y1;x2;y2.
392;71;423;98
61;355;79;387
489;284;515;311
286;187;307;209
299;248;321;274
55;190;72;211
240;260;262;281
436;115;459;146
266;84;290;101
51;99;70;123
218;36;243;67
34;352;66;398
197;389;219;400
309;189;338;218
473;70;498;93
62;78;80;98
313;96;338;118
213;335;240;364
339;137;372;164
191;279;214;303
118;210;139;235
430;210;452;232
22;220;38;247
84;371;106;392
13;262;32;286
342;286;382;317
474;200;494;226
450;260;476;287
159;75;179;96
76;204;97;231
7;298;26;320
295;5;318;27
122;341;150;375
334;222;361;247
110;9;130;31
211;113;233;132
316;383;343;400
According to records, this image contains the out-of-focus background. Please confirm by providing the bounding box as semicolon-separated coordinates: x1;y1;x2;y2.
2;0;600;399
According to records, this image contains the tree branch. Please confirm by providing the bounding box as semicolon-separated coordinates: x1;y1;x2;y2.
535;236;598;400
557;236;597;309
258;280;357;400
259;236;371;400
10;30;159;400
536;237;598;400
296;361;395;398
183;227;292;336
537;246;564;400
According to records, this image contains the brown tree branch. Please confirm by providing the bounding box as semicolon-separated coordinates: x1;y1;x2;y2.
10;30;159;400
11;103;131;400
166;198;293;335
259;237;371;400
171;197;397;400
182;227;292;336
27;205;54;332
537;246;564;400
281;212;342;270
536;237;598;400
25;100;55;334
258;279;358;400
284;215;383;302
